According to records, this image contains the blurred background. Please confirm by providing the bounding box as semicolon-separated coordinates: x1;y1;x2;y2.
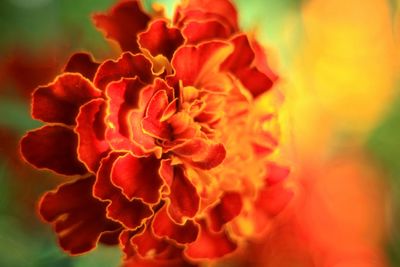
0;0;399;266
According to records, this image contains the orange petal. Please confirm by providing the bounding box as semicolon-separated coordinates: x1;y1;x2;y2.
76;98;110;172
20;125;87;175
139;19;184;60
92;0;150;53
172;138;226;170
39;177;120;255
32;73;101;125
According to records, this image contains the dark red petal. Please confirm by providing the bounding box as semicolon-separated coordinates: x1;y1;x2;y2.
172;41;233;87
92;0;150;53
138;19;184;60
20;125;87;175
104;77;147;153
64;52;100;80
99;228;123;245
185;220;237;259
94;152;153;229
39;177;120;255
172;138;226;170
129;110;161;154
94;52;153;91
208;192;242;232
123;257;196;267
167;165;200;224
256;183;293;217
153;206;199;244
252;39;279;82
76;99;110;172
183;20;230;45
222;34;275;97
32;73;101;125
111;153;163;204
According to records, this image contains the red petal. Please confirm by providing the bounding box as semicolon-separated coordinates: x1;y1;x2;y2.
20;125;87;175
76;99;110;172
32;73;101;125
93;152;125;200
130;226;170;258
106;196;153;230
208;192;242;232
95;152;153;229
138;19;184;60
185;220;237;259
172;40;233;87
39;177;120;255
93;0;150;53
222;34;275;97
104;77;147;153
256;182;293;217
64;52;99;80
175;0;238;32
153;206;199;244
99;228;122;245
266;163;290;186
94;52;153;91
166;165;200;224
183;20;230;45
142;89;172;140
172;138;226;170
111;153;163;204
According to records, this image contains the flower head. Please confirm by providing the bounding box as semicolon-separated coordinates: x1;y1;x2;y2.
20;0;291;265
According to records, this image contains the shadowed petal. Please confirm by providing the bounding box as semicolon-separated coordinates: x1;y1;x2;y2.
163;163;200;224
139;19;184;60
21;125;87;175
208;192;242;232
95;153;153;229
39;177;120;255
64;52;100;80
93;0;150;53
94;52;153;91
76;98;110;172
185;220;237;259
32;73;101;125
104;77;147;153
111;153;163;204
153;206;199;244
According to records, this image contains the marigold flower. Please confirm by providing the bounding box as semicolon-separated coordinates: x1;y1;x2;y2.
20;0;292;265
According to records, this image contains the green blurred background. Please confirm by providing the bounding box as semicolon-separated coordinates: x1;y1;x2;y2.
0;0;399;266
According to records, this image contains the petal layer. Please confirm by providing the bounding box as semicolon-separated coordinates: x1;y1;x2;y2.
21;125;87;175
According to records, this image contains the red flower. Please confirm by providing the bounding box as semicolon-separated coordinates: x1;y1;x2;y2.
20;0;290;265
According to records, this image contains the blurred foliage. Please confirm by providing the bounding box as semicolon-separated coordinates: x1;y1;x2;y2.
367;90;400;267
